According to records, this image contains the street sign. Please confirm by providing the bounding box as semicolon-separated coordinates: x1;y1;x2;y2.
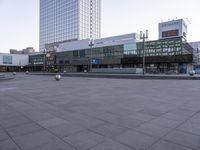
90;58;99;64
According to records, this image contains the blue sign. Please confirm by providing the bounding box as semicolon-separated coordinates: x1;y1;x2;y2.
90;58;99;64
3;56;12;64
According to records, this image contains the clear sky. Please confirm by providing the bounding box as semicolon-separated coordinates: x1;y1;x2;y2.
0;0;199;53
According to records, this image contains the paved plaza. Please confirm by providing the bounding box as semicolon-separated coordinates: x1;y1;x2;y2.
0;74;200;150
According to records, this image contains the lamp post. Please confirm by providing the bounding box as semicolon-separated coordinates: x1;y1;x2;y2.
88;0;94;72
89;40;94;72
140;30;148;75
43;49;46;72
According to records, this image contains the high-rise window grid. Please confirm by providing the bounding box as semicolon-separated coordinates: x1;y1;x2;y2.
40;0;101;51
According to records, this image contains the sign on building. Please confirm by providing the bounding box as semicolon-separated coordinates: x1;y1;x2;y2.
3;56;12;64
159;19;188;40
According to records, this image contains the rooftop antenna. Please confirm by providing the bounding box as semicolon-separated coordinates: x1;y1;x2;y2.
186;18;191;25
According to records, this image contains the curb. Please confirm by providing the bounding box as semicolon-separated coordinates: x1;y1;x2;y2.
29;73;200;80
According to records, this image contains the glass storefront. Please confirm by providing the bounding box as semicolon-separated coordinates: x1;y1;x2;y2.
29;37;193;73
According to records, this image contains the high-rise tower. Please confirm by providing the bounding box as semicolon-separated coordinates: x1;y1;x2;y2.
39;0;101;51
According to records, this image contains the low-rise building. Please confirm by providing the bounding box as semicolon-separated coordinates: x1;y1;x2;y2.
2;19;199;74
189;41;200;73
0;53;29;72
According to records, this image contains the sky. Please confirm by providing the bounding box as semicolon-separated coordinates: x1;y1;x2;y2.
0;0;199;53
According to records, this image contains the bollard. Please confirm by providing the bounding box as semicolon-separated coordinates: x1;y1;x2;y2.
189;70;195;76
55;74;61;81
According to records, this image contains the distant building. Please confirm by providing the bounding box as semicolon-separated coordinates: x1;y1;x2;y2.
22;47;35;54
189;41;200;73
10;49;20;54
0;53;29;72
10;47;35;54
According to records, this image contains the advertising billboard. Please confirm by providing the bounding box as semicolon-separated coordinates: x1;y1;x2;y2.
3;56;12;64
162;30;179;38
159;19;187;40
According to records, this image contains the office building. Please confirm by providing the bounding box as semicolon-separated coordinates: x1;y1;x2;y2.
39;0;101;51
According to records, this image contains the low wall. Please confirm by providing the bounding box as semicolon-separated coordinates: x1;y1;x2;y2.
91;68;143;74
0;74;5;78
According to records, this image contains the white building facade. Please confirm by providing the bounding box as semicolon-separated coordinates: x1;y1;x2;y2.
53;33;141;52
0;54;29;67
0;53;29;72
39;0;101;52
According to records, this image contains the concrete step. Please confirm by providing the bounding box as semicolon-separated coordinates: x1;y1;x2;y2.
0;74;5;79
0;74;14;81
30;73;200;80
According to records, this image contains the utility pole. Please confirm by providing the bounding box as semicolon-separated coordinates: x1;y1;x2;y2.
89;0;94;72
43;49;46;72
140;30;148;75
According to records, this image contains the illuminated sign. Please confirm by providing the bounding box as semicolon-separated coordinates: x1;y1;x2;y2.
3;56;12;64
162;30;179;38
161;21;179;27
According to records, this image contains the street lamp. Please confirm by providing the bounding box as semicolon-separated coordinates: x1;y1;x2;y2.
43;49;46;72
89;39;94;72
140;30;148;75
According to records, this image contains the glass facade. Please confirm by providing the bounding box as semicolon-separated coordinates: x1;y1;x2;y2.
121;37;192;58
54;37;192;64
32;37;193;73
56;45;124;67
29;54;44;65
122;37;193;73
40;0;101;51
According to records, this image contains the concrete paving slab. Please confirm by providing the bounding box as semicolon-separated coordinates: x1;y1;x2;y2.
0;116;32;129
63;130;105;150
12;130;60;150
148;117;183;129
134;123;171;138
38;118;69;128
90;123;129;138
29;140;76;150
164;130;200;150
115;130;158;150
0;130;10;141
0;139;20;150
47;122;86;138
0;74;200;150
147;140;193;150
177;120;200;136
6;122;43;137
88;139;135;150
